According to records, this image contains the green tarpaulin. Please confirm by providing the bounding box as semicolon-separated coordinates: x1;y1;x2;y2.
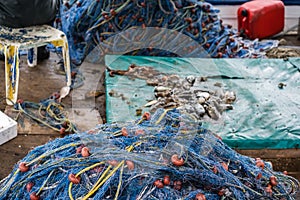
105;55;300;149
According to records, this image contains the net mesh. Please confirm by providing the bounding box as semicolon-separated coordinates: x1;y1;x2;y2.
57;0;278;65
0;108;299;199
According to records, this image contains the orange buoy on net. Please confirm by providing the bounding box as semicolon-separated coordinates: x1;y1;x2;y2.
163;175;170;185
26;182;34;192
125;160;134;170
29;192;39;200
142;112;151;120
121;127;128;136
269;176;278;187
171;154;184;166
255;160;265;169
154;179;164;188
19;162;29;172
173;180;182;190
81;147;90;157
108;160;119;167
195;193;206;200
68;174;81;184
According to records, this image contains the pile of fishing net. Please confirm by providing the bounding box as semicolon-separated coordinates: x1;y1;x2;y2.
1;109;299;199
57;0;278;65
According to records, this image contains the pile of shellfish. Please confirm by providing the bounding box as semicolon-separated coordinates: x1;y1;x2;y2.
107;64;237;121
144;74;236;121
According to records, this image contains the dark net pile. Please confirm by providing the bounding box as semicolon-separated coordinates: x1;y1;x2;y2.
58;0;278;65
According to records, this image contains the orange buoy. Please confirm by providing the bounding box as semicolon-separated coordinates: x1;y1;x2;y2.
142;112;151;120
154;180;164;188
108;160;119;167
173;180;182;190
19;162;29;172
221;162;228;171
256;160;265;169
163;175;170;185
29;192;39;200
68;173;81;184
195;193;206;200
59;127;66;134
81;147;90;157
135;129;145;136
256;173;262;180
76;145;83;154
26;182;34;192
121;127;128;136
218;188;225;196
212;166;218;174
171;154;184;166
265;184;272;194
269;176;278;187
126;160;135;170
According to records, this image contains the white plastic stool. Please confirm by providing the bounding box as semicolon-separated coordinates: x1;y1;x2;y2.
0;25;71;105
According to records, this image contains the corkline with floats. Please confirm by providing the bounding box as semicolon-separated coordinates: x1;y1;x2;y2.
0;109;299;199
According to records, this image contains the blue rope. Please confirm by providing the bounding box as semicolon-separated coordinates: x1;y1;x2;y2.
14;96;78;134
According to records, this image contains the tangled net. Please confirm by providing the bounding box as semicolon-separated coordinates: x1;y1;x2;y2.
57;0;278;65
14;96;78;134
0;109;299;199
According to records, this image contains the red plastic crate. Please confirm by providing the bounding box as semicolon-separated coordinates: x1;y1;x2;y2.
237;0;284;39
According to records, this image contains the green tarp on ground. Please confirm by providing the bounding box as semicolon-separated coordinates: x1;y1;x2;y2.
105;55;300;149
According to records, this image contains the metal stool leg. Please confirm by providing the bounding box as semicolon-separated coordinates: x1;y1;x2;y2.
27;47;37;67
4;45;20;105
51;37;72;87
62;40;72;87
50;37;72;102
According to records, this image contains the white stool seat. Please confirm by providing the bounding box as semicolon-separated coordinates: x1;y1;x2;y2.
0;25;71;105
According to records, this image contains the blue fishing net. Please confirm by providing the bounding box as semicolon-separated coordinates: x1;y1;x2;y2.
0;109;298;199
57;0;278;65
13;96;78;134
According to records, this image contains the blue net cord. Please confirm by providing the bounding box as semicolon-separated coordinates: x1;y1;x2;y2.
0;108;299;199
13;97;78;135
56;0;278;65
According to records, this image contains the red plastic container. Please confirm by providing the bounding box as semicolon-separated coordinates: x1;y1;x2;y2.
237;0;284;39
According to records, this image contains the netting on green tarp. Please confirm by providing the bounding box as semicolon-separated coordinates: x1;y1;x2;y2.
105;55;300;149
0;109;299;199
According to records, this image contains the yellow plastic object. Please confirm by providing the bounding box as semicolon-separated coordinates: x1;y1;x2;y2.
0;25;72;105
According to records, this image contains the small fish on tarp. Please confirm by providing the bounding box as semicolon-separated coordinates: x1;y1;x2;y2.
106;64;166;80
85;90;105;99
